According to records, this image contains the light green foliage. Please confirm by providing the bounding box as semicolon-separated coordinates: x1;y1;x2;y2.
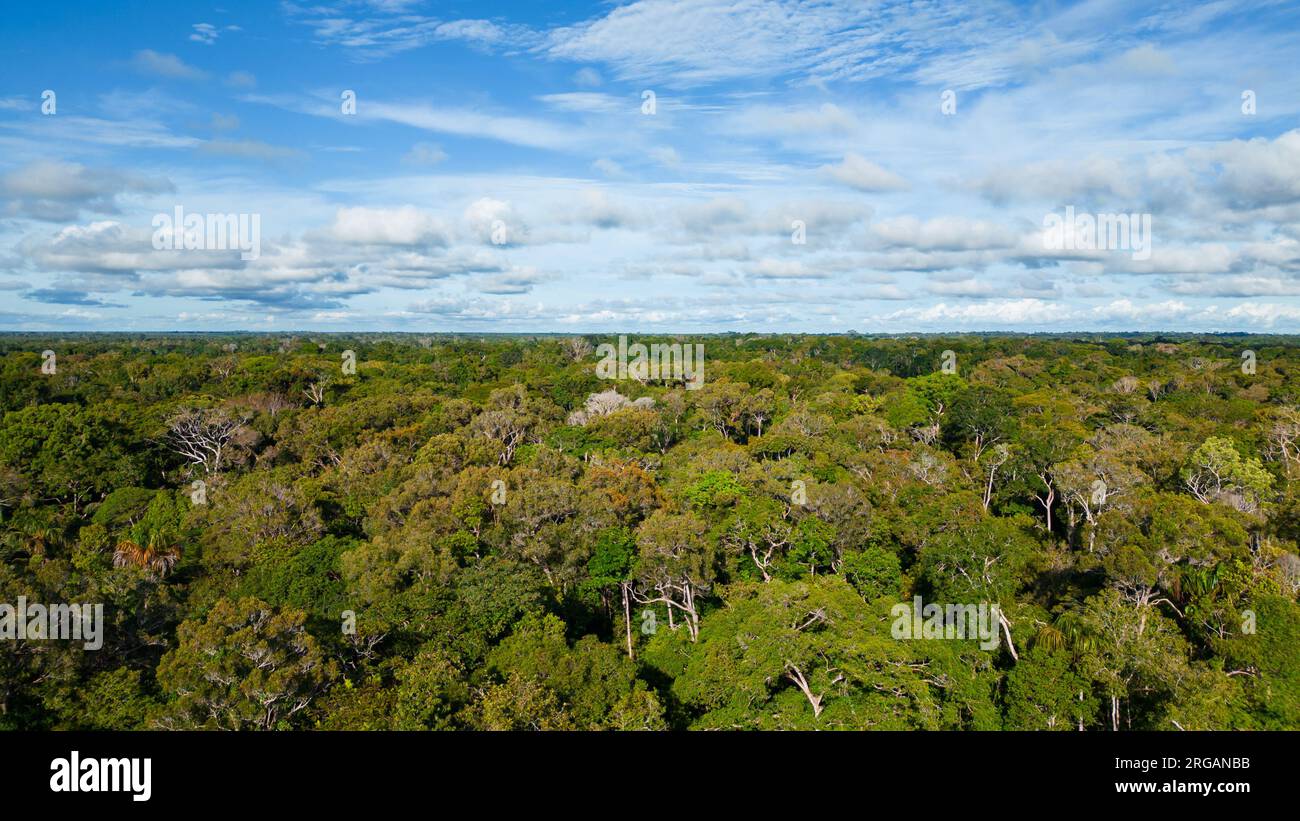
484;614;665;729
1182;435;1274;510
155;597;337;730
684;469;748;509
785;516;837;577
674;577;999;729
881;389;931;429
919;515;1038;604
908;372;968;414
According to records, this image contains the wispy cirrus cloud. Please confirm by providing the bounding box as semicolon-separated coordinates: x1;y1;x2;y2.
283;2;537;60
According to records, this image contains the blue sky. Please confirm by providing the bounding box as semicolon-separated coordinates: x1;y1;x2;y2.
2;0;1300;332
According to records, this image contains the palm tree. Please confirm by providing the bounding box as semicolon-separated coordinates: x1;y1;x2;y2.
114;532;181;578
28;525;60;557
1033;610;1100;730
1033;610;1097;656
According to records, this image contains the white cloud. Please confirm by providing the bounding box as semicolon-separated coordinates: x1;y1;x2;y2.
726;103;859;138
285;7;537;60
542;0;1018;88
535;92;623;113
1;161;172;221
129;50;207;80
649;146;681;168
821;153;908;192
402;142;448;166
592;158;627;178
189;23;239;45
747;258;826;280
1114;44;1177;75
1189;129;1300;209
872;216;1016;251
464;198;525;245
878;298;1074;325
969;155;1138;204
573;67;603;87
330;206;449;247
362;101;587;151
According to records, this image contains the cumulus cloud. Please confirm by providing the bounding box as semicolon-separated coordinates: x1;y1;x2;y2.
479;267;549;294
969;156;1139;205
568;189;644;229
674;197;749;233
464;198;526;245
872;216;1016;251
821;153;908;192
1;162;172;221
747;258;827;280
329;206;450;247
876;298;1075;326
209;113;240;131
1188;129;1300;209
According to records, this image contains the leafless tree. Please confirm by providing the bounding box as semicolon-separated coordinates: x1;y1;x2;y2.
562;337;593;362
1112;375;1139;394
566;389;655;425
246;392;294;418
1266;407;1300;477
165;407;250;475
911;422;941;446
471;410;528;466
982;443;1011;510
210;356;238;380
303;379;328;406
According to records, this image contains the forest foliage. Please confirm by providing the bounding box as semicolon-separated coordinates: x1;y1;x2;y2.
2;332;1299;731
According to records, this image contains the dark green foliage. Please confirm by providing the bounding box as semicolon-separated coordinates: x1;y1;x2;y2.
841;546;903;601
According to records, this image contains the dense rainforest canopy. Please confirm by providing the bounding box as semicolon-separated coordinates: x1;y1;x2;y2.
1;332;1297;731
